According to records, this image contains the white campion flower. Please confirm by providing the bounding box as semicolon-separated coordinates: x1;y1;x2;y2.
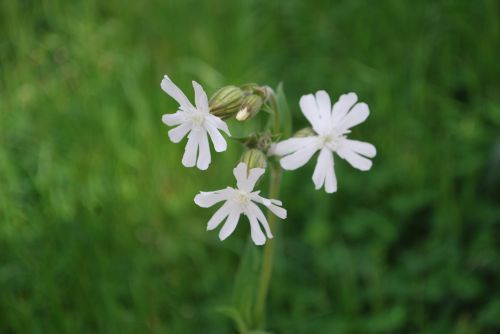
161;74;230;170
194;162;287;246
273;91;376;193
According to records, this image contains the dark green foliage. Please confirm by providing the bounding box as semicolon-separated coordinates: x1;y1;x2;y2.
1;0;499;333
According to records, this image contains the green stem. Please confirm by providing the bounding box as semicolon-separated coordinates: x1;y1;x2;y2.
254;164;282;328
254;89;281;328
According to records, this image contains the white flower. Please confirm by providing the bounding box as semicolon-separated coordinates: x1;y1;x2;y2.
161;74;231;170
194;162;287;246
273;91;376;193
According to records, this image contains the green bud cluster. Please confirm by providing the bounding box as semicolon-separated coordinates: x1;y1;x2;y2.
208;84;268;121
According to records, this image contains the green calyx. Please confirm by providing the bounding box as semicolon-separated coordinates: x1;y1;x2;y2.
209;86;244;119
294;127;316;137
236;94;264;121
240;148;267;171
209;84;270;121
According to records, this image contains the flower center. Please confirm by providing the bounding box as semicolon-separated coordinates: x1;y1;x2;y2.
236;190;250;205
319;130;345;151
190;112;205;127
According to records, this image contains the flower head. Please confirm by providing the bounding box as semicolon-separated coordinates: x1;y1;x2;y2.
194;163;286;245
273;91;376;193
161;74;231;170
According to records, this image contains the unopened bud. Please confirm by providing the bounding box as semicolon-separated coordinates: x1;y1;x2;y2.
294;127;316;137
236;94;263;121
240;148;267;171
257;132;273;151
209;86;244;119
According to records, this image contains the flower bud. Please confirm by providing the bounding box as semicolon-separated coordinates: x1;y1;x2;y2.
294;127;316;137
236;94;264;121
209;86;244;119
240;148;267;171
257;132;273;151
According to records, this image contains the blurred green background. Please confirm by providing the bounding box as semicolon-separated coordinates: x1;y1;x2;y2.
1;0;500;333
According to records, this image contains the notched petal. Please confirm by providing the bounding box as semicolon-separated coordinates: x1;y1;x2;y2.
161;74;193;110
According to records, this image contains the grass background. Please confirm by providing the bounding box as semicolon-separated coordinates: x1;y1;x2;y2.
1;0;500;333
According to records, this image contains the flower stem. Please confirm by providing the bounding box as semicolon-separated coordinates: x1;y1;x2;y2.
254;89;282;328
254;163;282;328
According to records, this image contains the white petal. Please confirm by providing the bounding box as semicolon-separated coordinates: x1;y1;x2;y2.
161;75;193;111
192;80;209;113
252;195;287;219
168;123;191;143
331;92;357;126
244;167;265;192
267;143;277;156
219;208;241;241
247;202;273;238
336;145;373;171
196;131;211;170
205;121;227;152
268;204;287;219
270;199;282;206
273;136;318;157
312;148;329;190
182;131;200;168
233;163;248;190
162;112;185;126
342;139;376;158
209;114;231;135
251;193;271;206
207;201;233;230
279;139;320;170
299;94;321;129
315;90;332;122
338;102;369;131
194;189;232;208
323;151;337;193
248;214;266;246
